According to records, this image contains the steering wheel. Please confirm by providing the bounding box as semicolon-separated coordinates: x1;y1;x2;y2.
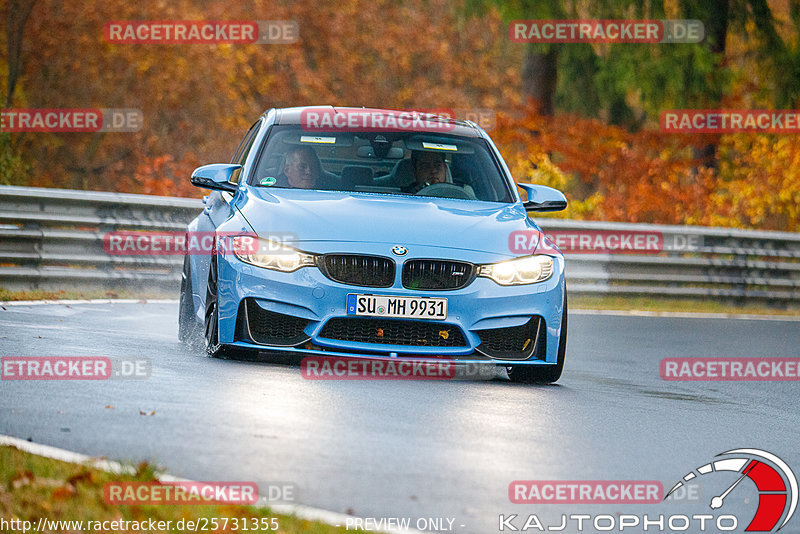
415;182;474;200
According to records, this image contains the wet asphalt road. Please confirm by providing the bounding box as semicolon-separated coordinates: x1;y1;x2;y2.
1;302;799;533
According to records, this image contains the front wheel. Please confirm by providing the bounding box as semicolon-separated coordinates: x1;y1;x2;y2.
204;257;249;359
507;294;567;384
178;255;202;346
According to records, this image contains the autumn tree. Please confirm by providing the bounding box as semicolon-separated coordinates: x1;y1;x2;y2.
3;0;522;194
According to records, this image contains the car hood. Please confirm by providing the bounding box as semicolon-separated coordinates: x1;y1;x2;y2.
235;188;545;257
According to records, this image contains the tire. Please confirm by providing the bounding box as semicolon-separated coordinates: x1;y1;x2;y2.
507;293;567;384
178;255;202;345
203;257;249;359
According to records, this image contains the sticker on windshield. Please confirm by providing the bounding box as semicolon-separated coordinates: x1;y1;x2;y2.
260;176;277;186
422;142;458;151
300;135;336;144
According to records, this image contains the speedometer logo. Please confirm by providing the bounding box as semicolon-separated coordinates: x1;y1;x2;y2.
666;449;798;532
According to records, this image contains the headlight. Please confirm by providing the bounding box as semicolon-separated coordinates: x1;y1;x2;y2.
477;255;554;285
231;236;316;272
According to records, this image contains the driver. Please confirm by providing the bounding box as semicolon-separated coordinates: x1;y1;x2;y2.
281;146;323;189
405;150;447;193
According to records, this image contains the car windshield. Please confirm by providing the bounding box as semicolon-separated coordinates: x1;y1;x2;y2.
249;125;514;202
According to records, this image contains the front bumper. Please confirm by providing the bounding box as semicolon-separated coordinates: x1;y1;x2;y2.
214;247;565;365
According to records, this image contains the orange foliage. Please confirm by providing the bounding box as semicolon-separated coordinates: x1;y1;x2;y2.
713;134;800;231
493;103;800;232
4;1;800;231
7;0;521;198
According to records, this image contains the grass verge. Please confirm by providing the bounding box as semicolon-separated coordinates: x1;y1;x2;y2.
0;288;173;301
0;445;346;533
571;295;800;316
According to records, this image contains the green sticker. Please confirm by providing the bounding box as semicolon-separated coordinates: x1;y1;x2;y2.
260;176;277;186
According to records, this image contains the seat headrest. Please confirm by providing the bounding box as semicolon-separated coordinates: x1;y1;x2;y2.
391;158;415;187
341;165;374;189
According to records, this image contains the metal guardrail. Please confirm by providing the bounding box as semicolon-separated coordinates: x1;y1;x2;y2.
539;219;800;302
0;186;199;293
1;185;799;302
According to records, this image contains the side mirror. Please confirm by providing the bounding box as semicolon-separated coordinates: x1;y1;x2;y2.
190;164;241;193
518;183;567;212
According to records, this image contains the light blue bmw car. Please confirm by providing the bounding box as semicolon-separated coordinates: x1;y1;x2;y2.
179;106;568;383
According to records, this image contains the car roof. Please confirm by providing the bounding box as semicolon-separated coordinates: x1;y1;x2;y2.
270;106;484;138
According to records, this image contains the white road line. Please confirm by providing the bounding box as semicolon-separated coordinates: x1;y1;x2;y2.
0;434;132;475
571;308;800;322
0;299;178;306
0;434;424;534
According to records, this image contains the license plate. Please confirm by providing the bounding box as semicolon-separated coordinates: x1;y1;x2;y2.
346;294;447;320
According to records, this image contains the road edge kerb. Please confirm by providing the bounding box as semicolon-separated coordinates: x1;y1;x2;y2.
0;434;425;534
2;299;799;322
0;299;178;306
